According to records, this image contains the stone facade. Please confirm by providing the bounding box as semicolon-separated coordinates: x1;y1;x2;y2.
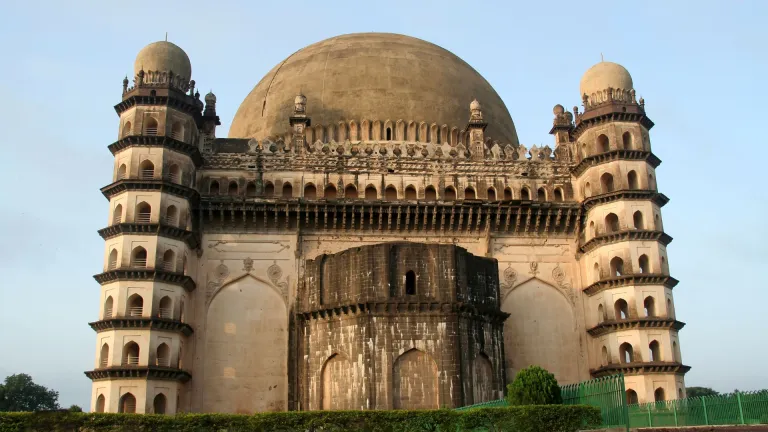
86;33;689;414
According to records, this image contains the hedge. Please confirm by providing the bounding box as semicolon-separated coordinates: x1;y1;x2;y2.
0;405;601;432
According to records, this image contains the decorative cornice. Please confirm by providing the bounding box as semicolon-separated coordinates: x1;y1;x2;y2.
88;317;193;336
108;135;203;167
84;366;191;382
573;104;654;140
583;273;678;296
297;301;510;324
591;361;690;378
587;317;685;337
572;150;661;177
100;179;199;203
114;94;201;119
579;229;673;255
582;190;669;211
97;223;200;250
93;269;196;292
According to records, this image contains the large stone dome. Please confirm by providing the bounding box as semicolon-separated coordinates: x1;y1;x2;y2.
134;41;192;81
579;61;633;98
229;33;519;144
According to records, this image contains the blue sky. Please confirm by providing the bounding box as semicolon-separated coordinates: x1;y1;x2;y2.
0;0;765;409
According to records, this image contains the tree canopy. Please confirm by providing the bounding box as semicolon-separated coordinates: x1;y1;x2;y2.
506;365;562;406
0;374;60;412
685;387;720;398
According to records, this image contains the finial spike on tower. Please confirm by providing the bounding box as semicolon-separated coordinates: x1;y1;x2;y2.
165;32;168;42
601;52;604;62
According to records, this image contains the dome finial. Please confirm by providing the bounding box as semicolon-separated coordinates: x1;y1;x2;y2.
469;98;483;121
294;92;307;115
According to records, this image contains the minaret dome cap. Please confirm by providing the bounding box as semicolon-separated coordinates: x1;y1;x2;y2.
134;41;192;81
579;61;633;98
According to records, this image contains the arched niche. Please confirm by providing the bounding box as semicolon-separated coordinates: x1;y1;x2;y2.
472;353;494;404
393;349;438;410
202;274;288;414
320;353;357;410
501;278;580;384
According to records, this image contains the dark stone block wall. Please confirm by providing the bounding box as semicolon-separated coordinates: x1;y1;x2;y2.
296;242;508;410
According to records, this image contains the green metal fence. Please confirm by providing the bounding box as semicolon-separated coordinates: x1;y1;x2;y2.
561;374;629;429
628;390;768;427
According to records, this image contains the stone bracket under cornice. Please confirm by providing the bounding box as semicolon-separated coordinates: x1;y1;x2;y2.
590;362;690;377
572;150;661;177
579;229;673;255
88;317;193;336
84;366;191;382
297;301;509;324
109;136;203;167
114;94;202;122
583;274;678;296
101;179;200;203
582;190;669;211
94;269;196;292
97;223;200;250
572;105;655;140
587;318;686;337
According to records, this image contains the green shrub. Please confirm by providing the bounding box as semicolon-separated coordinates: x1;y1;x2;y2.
506;365;563;406
0;405;600;432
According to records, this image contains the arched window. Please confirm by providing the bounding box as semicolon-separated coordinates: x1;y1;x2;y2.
638;255;649;274
108;249;118;270
654;388;666;402
593;262;600;282
597;134;609;152
605;213;619;233
95;394;106;413
131;246;147;268
264;182;275;197
487;188;496;201
649;174;656;190
661;256;667;272
153;393;167;415
644;296;656;317
626;389;639;405
655;214;661;230
324;184;337;199
145;117;159;136
117;164;127;180
589;221;595;237
537;187;547;202
444;186;456;201
127;294;143;317
601;346;609;365
343;184;357;199
365;185;377;200
122;122;132;138
627;170;638;190
600;173;614;193
622;132;632;149
504;188;512;200
425;186;437;201
610;257;624;276
139;160;155;179
614;299;629;320
112;204;123;225
165;205;178;226
554;188;564;202
464;187;476;200
649;340;661;362
633;211;644;229
304;184;317;199
584;182;592;198
209;180;220;195
386;127;392;141
619;342;634;363
136;202;151;223
123;342;140;366
162;249;175;272
283;183;293;198
156;343;170;367
667;299;674;318
158;296;172;319
672;341;679;362
228;181;238;196
385;185;398;200
597;304;605;323
405;185;417;200
520;188;530;200
170;122;183;140
405;271;416;295
246;182;257;197
168;164;181;184
119;393;136;413
104;296;114;319
99;343;109;368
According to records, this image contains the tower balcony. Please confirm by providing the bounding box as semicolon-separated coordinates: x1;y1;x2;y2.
587;317;685;337
89;317;193;336
580;228;672;254
572;149;661;177
583;273;678;296
108;135;203;167
590;361;690;378
582;189;668;211
98;223;200;250
100;178;199;203
94;268;196;292
84;365;191;383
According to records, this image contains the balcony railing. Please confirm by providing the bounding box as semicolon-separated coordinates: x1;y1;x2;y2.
124;355;139;366
116;172;126;180
156;357;171;367
139;170;155;180
145;127;158;136
161;261;175;272
100;358;108;368
103;308;113;319
158;308;172;319
170;130;182;140
131;258;147;268
165;173;180;183
112;214;122;224
108;259;118;270
128;307;143;317
136;213;151;223
163;216;177;226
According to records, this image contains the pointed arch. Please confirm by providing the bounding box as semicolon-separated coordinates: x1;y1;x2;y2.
601;346;609;365
162;249;176;272
633;211;645;229
464;187;476;200
127;294;144;317
103;296;114;319
626;389;639;404
405;185;417;200
520;187;530;200
638;254;649;273
614;298;629;320
130;246;147;268
619;342;634;363
156;343;170;367
600;173;614;193
554;188;564;202
597;303;605;323
344;184;358;199
95;394;106;413
282;182;293;198
122;342;140;366
472;353;494;403
304;183;317;199
597;134;609;152
610;257;625;276
170;122;183;141
649;340;661;362
443;186;456;201
99;343;110;368
119;392;136;413
117;164;127;180
503;187;513;200
165;205;178;226
627;170;638;190
158;296;172;319
364;185;377;200
324;184;337;199
112;204;123;225
425;186;437;201
122;122;132;138
487;187;496;201
393;349;438;409
144;117;159;136
264;182;275;197
228;181;238;196
537;187;547;202
622;131;632;149
209;180;220;195
644;296;656;317
108;249;119;270
385;185;398;200
321;353;356;410
654;387;666;402
135;201;151;224
605;213;619;233
139;160;155;179
153;393;167;414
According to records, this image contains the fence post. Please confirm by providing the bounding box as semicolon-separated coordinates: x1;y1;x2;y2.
702;397;709;425
673;400;678;426
647;404;653;427
736;391;745;424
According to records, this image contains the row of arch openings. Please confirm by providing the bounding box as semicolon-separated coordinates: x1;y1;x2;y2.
117;161;183;184
112;202;183;227
102;294;180;321
107;247;186;273
584;170;656;197
95;392;168;414
625;387;673;404
98;341;178;368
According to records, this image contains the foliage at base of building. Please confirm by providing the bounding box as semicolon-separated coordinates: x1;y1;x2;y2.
0;405;601;432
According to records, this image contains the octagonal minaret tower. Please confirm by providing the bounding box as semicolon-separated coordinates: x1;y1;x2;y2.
85;41;203;414
571;62;689;403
